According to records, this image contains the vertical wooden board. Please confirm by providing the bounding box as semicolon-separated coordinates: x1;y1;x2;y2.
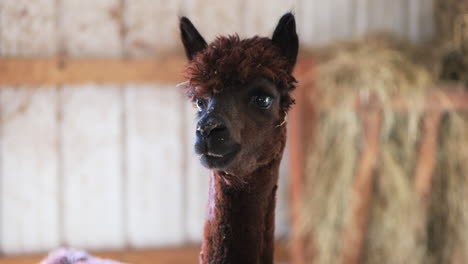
184;0;243;41
0;0;59;255
60;0;124;249
390;0;409;38
368;0;388;33
408;0;422;42
369;0;408;37
60;0;121;56
242;0;296;38
61;84;123;249
329;0;354;40
184;102;209;242
123;0;181;56
276;144;290;239
125;84;184;247
312;0;333;45
0;0;57;56
0;87;59;255
419;0;434;42
297;0;317;46
354;0;370;37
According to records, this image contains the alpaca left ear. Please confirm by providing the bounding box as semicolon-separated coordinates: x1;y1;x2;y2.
180;17;208;60
272;12;299;71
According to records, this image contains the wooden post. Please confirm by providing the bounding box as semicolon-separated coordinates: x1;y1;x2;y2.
289;60;314;264
414;110;442;198
340;107;382;264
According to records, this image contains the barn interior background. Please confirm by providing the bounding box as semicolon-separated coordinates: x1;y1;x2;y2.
2;0;465;263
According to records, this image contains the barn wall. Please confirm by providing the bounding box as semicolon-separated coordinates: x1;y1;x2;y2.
0;0;434;255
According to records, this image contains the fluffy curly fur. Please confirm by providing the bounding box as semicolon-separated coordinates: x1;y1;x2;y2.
184;35;297;112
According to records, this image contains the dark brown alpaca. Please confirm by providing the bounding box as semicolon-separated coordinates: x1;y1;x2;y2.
180;13;298;264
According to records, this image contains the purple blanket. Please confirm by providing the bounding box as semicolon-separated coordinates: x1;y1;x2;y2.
39;248;125;264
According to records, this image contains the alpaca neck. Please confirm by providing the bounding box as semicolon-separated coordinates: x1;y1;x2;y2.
200;158;281;264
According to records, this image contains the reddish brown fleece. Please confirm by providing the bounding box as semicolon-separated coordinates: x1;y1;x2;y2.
184;35;296;111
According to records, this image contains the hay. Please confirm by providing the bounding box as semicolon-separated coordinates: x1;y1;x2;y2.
299;3;468;261
435;0;468;46
363;114;426;264
300;34;433;264
301;110;361;263
430;4;468;261
435;0;468;85
427;110;468;264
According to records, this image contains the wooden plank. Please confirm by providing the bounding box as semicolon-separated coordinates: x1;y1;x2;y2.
297;0;316;46
125;84;184;247
184;102;209;242
0;57;186;85
123;0;181;56
0;0;59;255
419;0;434;42
0;0;57;56
60;0;122;56
288;61;315;264
354;0;370;36
408;0;436;42
330;0;354;40
184;0;243;41
0;87;59;255
0;243;289;264
340;109;382;264
276;145;291;239
242;0;296;38
0;58;467;110
314;88;468;112
389;0;409;38
414;111;442;198
288;102;305;264
408;0;422;42
312;0;332;45
61;84;123;249
60;0;125;250
368;0;388;33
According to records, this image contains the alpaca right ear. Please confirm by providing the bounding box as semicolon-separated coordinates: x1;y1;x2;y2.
180;17;208;60
272;12;299;71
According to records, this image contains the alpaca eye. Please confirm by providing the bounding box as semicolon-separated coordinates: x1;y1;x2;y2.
253;95;273;109
195;98;207;112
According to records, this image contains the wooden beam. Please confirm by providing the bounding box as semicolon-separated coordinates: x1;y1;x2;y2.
0;57;187;85
310;87;468;112
288;60;314;264
340;108;382;264
414;110;442;197
0;57;317;86
0;57;316;86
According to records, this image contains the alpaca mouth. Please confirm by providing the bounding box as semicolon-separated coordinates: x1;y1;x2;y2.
199;148;239;169
206;152;224;158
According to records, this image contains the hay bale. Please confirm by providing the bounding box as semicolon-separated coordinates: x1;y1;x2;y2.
434;0;468;85
433;8;468;259
363;114;426;264
427;111;468;264
300;34;433;264
434;0;468;46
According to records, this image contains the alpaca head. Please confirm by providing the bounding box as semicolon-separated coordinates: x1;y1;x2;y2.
180;13;298;182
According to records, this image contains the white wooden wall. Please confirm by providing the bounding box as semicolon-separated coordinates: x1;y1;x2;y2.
0;0;434;255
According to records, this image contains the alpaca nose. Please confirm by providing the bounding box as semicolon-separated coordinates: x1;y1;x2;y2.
197;116;227;138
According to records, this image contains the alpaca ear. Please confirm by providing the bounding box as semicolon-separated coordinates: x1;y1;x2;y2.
272;12;299;70
180;17;208;60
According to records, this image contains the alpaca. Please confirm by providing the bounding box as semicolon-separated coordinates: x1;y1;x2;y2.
180;12;298;264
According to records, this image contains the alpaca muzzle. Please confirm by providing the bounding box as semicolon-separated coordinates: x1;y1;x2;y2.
195;115;240;169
